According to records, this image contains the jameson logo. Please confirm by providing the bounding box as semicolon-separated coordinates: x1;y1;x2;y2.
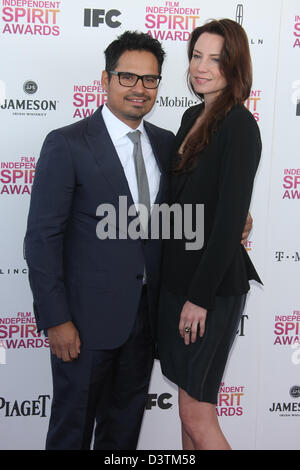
23;80;38;95
269;386;300;417
0;80;58;116
0;98;57;113
96;197;204;251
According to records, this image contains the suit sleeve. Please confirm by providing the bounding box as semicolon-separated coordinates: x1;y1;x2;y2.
25;130;76;331
187;109;262;310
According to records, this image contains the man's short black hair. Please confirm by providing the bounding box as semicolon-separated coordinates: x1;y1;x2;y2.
104;31;165;75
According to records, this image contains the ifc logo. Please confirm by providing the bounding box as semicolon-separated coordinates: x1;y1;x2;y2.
23;80;38;95
146;393;172;410
84;9;121;28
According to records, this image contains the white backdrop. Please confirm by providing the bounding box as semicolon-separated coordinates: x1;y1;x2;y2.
0;0;300;450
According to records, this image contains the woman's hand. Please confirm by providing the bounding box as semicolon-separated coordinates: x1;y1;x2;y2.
179;301;207;345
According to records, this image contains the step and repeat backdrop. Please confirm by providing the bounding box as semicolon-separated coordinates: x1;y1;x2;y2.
0;0;299;450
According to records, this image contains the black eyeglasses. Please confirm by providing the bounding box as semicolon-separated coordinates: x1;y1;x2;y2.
109;71;161;89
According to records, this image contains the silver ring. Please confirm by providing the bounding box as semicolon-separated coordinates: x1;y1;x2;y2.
184;326;191;334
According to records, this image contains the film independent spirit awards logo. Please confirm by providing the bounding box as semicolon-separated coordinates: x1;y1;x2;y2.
1;1;61;36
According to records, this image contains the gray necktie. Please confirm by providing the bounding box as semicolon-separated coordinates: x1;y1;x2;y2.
127;130;151;232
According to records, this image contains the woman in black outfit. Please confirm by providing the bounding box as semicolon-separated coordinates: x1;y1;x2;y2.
158;19;262;450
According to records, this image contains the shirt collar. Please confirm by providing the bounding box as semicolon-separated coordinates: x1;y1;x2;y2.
102;104;146;142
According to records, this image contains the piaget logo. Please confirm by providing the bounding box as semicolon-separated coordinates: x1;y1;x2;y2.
0;395;50;417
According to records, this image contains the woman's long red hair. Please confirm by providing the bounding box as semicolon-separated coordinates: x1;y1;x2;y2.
176;19;252;172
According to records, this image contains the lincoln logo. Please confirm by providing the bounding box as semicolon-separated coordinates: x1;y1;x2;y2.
236;4;243;25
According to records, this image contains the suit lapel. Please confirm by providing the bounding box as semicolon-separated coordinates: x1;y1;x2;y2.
144;121;168;206
85;107;170;233
85;106;136;211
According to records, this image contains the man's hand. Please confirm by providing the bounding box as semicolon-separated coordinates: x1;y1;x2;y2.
48;321;81;362
241;212;253;245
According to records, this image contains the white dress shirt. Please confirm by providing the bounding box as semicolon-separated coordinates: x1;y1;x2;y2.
101;104;161;212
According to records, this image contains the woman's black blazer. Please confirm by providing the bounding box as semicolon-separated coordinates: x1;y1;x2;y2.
161;103;262;310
